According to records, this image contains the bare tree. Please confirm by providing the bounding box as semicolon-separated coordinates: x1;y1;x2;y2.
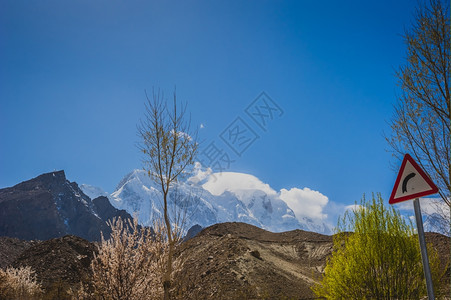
138;89;198;300
387;0;450;230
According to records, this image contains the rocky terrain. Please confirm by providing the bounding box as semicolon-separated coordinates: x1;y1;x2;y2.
0;171;133;241
0;222;448;299
0;236;38;269
11;235;97;297
174;222;334;299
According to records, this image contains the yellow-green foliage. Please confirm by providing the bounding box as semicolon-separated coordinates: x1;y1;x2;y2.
313;194;443;299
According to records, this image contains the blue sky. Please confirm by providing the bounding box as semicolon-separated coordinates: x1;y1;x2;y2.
1;1;419;222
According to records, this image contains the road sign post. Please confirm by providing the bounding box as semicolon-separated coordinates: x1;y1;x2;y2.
389;154;439;300
413;198;434;300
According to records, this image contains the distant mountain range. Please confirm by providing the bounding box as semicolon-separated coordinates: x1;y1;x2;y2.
81;169;332;234
5;169;446;240
0;171;132;241
0;169;332;242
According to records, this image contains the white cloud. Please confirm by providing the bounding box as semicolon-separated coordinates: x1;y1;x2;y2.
279;187;329;222
344;204;364;213
396;197;448;215
202;171;277;199
191;164;334;228
170;129;192;140
187;162;212;185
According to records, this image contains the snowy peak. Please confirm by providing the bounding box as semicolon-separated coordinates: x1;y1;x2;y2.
79;184;109;201
102;169;332;234
115;169;153;191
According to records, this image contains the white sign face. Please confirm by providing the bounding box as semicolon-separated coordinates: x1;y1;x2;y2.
393;160;433;198
389;154;438;204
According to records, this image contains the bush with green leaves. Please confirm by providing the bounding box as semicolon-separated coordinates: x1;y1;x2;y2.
313;194;443;299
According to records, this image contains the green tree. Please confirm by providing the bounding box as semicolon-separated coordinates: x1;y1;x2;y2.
137;89;198;300
313;194;443;299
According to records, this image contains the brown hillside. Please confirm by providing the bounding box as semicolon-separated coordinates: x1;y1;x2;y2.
11;235;97;295
174;222;333;299
0;236;37;269
425;232;451;297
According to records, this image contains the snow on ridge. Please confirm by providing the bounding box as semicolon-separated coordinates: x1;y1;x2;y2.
80;184;109;200
81;168;333;234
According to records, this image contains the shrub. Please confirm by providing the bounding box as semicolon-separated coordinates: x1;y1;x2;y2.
0;266;42;300
313;194;444;299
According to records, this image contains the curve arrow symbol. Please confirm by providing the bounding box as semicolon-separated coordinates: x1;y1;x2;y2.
402;172;416;193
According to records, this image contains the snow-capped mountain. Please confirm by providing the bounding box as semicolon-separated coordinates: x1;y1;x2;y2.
82;169;332;234
424;212;450;235
79;184;110;200
398;199;450;236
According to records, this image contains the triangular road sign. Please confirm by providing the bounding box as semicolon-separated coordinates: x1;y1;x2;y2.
389;154;439;204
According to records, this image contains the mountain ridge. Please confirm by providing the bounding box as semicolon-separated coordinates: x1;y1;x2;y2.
0;171;133;241
83;169;332;234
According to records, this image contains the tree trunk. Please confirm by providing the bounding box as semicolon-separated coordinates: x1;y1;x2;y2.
163;191;173;300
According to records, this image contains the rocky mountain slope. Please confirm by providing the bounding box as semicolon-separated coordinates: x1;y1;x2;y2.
0;237;38;269
11;235;97;293
0;171;132;241
174;222;334;299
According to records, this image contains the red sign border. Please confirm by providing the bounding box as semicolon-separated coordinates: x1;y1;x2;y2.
389;154;439;204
